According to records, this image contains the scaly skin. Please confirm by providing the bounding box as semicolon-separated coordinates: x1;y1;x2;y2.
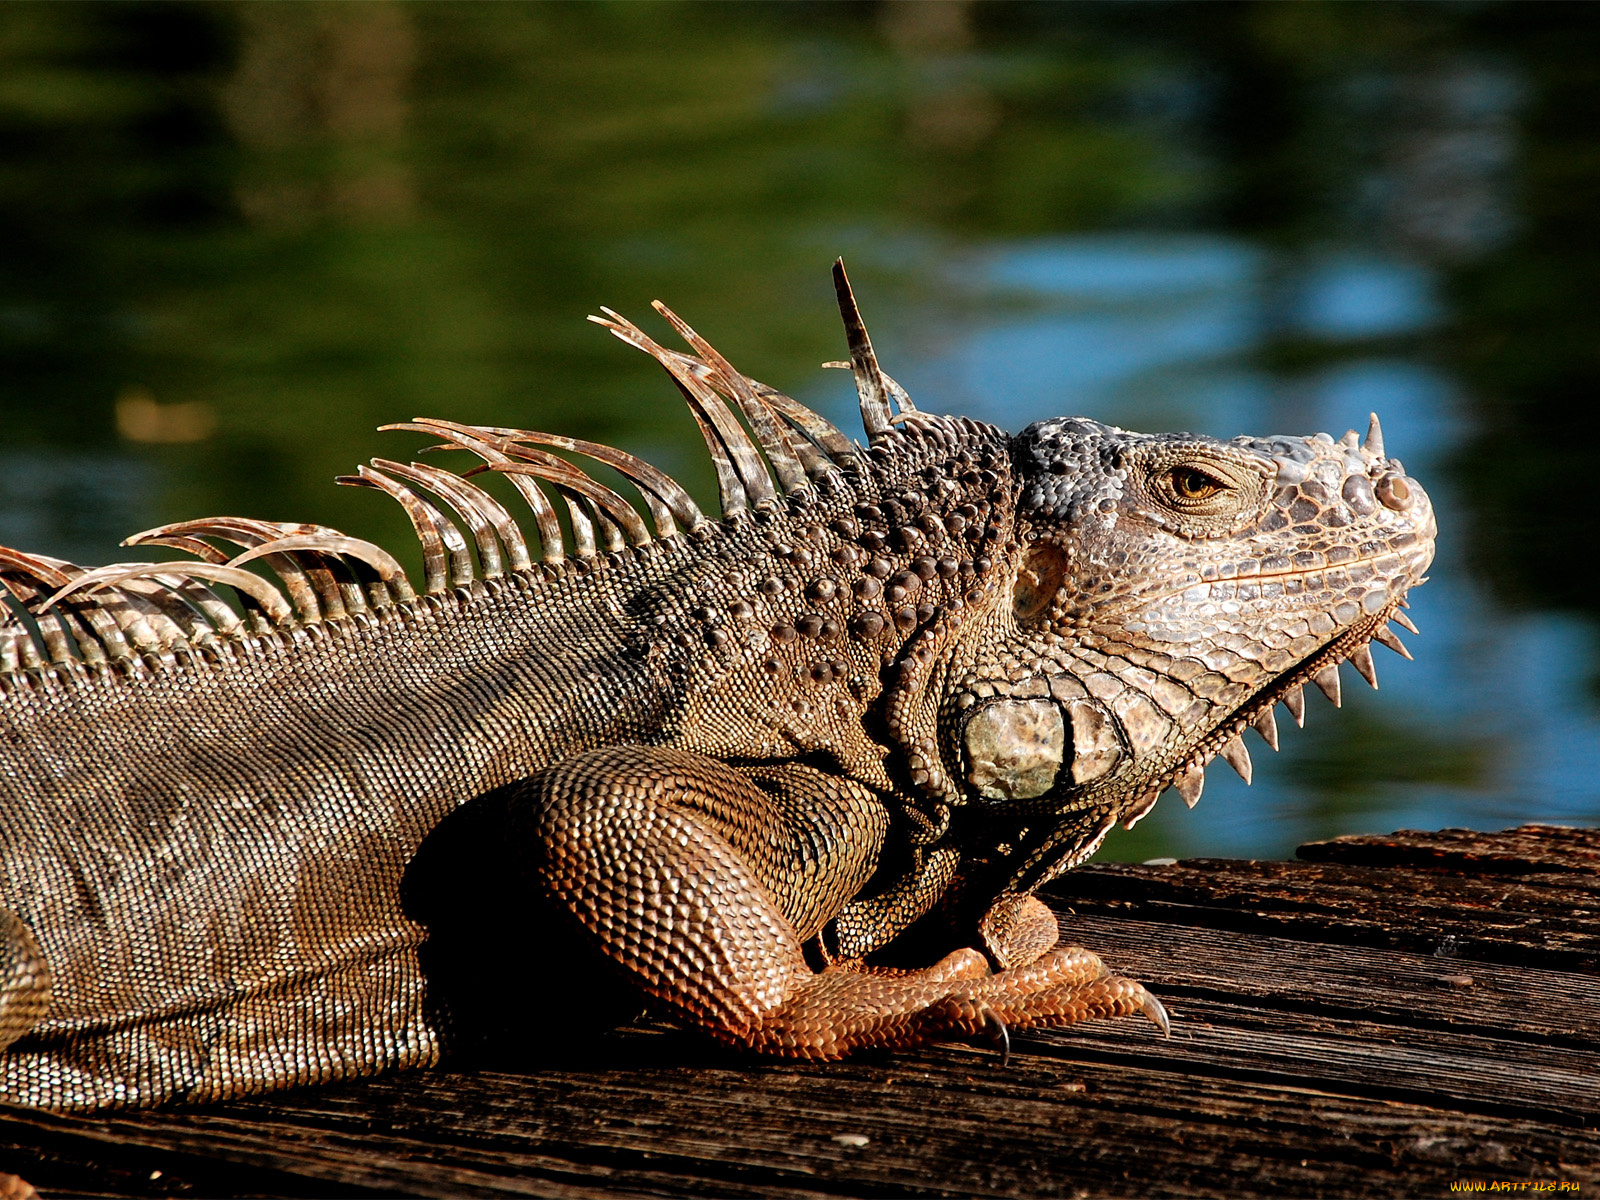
0;263;1435;1109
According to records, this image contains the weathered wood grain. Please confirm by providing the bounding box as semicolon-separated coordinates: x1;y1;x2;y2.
1300;824;1600;873
2;824;1595;1199
1063;915;1598;1048
1056;855;1600;972
7;1042;1597;1200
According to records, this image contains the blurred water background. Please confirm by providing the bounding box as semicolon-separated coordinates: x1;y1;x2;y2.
2;0;1596;862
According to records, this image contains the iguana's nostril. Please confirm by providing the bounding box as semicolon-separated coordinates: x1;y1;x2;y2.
1377;474;1415;512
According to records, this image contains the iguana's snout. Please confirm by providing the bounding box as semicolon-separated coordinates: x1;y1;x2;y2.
944;413;1434;889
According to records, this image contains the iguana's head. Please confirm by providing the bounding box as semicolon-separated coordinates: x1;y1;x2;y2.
941;414;1435;892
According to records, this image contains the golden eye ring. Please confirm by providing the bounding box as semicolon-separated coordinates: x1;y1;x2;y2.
1168;466;1226;502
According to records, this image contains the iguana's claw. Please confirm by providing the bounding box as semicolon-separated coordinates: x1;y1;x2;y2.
979;1004;1012;1068
1138;987;1171;1038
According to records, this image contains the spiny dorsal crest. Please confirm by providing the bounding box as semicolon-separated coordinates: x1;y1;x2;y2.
0;260;923;681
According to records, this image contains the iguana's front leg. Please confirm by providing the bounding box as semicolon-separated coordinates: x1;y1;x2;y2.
515;746;1160;1058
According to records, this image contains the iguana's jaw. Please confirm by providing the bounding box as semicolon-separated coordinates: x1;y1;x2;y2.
940;415;1436;892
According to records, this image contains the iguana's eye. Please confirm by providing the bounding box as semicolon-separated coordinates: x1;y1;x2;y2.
1168;466;1226;502
1129;446;1270;531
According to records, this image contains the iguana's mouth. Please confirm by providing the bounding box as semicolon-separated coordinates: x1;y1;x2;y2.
1108;547;1425;615
1116;587;1427;829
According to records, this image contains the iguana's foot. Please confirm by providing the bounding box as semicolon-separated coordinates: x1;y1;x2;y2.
745;944;1163;1060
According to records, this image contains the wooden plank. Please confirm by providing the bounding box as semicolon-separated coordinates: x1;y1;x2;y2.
1061;915;1600;1048
1;824;1595;1198
1058;996;1600;1124
1299;824;1600;874
5;1041;1598;1199
1053;856;1600;972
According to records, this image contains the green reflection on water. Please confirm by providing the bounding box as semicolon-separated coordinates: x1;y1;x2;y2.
1;0;1596;859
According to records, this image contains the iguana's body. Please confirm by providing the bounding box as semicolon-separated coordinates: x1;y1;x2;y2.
0;265;1435;1110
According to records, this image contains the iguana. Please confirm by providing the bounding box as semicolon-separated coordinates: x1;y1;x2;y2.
0;262;1435;1112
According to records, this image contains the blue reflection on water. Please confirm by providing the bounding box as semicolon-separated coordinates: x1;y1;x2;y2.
1489;616;1600;819
1296;257;1442;338
928;237;1261;425
987;237;1256;302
